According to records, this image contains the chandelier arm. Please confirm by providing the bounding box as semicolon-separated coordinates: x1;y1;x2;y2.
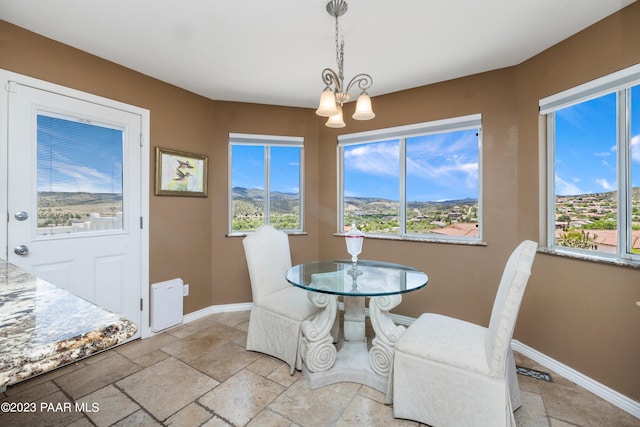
345;73;373;94
321;68;344;94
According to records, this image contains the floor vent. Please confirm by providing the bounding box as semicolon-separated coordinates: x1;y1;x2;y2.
516;366;553;382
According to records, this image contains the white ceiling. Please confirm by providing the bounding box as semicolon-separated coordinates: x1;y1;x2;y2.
0;0;635;109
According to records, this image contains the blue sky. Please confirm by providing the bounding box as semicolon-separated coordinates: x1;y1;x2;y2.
231;130;479;202
231;145;301;194
555;88;640;196
38;88;639;199
37;115;123;194
343;129;479;202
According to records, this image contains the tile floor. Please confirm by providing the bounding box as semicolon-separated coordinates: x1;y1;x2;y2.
1;310;638;426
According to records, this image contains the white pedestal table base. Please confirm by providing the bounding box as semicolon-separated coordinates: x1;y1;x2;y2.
300;293;406;395
302;341;388;392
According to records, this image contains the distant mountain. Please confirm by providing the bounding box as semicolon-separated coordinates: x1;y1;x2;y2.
232;187;477;207
231;187;263;199
231;187;298;200
407;197;478;208
557;187;640;200
232;187;299;214
345;196;478;209
37;191;122;206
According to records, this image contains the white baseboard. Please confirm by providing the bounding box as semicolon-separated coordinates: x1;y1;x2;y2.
182;302;253;324
511;340;640;420
177;303;639;420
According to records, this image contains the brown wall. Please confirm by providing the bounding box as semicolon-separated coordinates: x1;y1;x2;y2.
1;1;639;402
515;4;640;400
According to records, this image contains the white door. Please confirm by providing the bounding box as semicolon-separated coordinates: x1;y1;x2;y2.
7;82;142;338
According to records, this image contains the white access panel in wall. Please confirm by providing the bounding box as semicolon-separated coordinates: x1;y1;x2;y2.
151;278;183;332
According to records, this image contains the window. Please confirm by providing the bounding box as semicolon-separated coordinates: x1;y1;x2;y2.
338;115;482;242
541;64;640;261
37;113;124;235
229;133;303;233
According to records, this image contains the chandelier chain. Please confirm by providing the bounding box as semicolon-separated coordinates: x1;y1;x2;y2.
335;13;344;83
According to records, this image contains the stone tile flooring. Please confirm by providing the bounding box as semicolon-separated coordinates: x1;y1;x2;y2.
1;311;638;426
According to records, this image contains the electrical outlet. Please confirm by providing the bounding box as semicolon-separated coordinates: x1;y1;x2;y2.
183;284;189;296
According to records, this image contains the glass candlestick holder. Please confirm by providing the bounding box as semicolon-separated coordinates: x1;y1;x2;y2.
345;223;364;267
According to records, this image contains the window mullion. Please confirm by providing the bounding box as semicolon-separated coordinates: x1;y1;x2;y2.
265;146;271;226
617;89;631;259
299;146;305;232
547;112;557;248
399;137;407;236
337;145;345;232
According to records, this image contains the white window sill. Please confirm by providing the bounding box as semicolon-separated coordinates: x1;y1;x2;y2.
538;247;640;269
334;233;487;246
226;231;308;237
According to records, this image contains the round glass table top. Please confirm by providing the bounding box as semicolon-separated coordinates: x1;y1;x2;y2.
285;259;428;297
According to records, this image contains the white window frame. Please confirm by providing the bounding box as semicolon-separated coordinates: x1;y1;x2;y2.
228;132;304;235
337;114;483;243
540;63;640;263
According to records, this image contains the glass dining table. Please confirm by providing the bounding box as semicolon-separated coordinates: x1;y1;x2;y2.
285;259;428;394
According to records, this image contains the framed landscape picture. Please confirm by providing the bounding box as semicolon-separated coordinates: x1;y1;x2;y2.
155;147;208;197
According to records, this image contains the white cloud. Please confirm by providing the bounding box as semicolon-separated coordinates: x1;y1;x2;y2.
594;178;613;191
405;132;478;183
344;142;399;177
555;175;582;196
39;149;120;193
632;134;640;163
407;156;477;185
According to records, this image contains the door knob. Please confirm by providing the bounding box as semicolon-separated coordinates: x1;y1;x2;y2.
14;211;29;221
14;245;29;256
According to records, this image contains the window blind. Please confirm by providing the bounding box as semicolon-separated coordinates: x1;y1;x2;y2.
229;133;303;147
539;63;640;114
337;114;481;146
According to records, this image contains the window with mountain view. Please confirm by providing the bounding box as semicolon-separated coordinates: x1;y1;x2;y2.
37;113;124;235
542;64;640;260
229;133;303;233
338;115;481;241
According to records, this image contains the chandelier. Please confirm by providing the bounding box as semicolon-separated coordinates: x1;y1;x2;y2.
315;0;375;128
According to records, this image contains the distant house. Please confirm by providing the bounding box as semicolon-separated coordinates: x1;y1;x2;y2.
431;222;479;238
554;229;640;254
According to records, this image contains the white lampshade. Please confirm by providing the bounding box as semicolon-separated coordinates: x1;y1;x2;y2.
316;88;339;117
352;92;375;120
325;106;346;128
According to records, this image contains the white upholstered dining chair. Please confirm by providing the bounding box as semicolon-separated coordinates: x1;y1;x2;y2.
242;224;320;374
392;240;538;427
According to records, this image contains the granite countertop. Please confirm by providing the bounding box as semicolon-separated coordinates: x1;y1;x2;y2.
0;260;137;389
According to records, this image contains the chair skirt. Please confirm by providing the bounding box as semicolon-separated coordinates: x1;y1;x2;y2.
393;350;518;427
246;306;304;374
392;313;521;427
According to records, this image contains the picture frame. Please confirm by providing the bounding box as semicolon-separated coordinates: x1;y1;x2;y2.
155;147;208;197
